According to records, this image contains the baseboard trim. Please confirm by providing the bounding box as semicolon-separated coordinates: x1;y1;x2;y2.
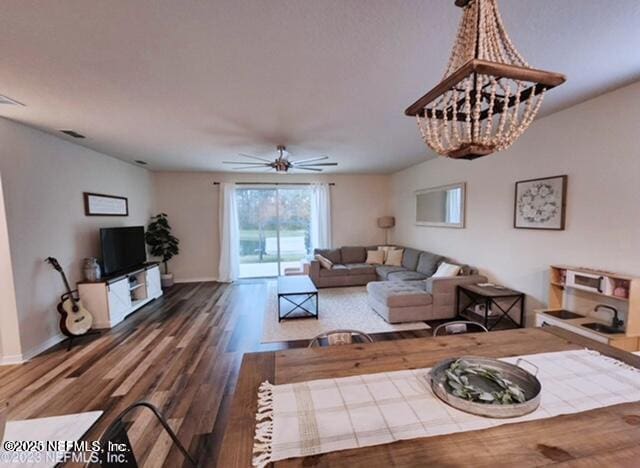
0;332;66;366
0;353;24;365
174;277;218;284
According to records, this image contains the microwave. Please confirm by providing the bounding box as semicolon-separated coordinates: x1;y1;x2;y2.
565;270;614;295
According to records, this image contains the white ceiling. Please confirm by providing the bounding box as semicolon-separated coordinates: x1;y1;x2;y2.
1;0;639;174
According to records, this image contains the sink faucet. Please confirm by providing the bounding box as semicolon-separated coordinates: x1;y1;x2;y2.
595;304;624;329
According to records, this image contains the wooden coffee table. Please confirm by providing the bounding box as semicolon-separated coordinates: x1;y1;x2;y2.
277;275;318;322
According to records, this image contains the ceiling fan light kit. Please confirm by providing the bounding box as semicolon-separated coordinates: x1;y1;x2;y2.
405;0;565;160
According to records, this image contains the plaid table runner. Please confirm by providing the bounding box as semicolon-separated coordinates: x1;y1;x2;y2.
252;349;640;466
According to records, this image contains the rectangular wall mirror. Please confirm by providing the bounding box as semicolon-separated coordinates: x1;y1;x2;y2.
415;182;466;228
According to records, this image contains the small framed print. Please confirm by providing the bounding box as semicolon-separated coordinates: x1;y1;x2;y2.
514;175;567;230
83;192;129;217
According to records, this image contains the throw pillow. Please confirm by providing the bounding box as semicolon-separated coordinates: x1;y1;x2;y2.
416;251;444;276
432;262;461;278
377;245;397;262
365;249;385;265
315;254;333;270
385;248;403;266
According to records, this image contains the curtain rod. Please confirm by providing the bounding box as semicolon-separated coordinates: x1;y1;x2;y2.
212;182;335;186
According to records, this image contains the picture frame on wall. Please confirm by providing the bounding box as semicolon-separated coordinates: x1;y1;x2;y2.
83;192;129;216
514;175;567;230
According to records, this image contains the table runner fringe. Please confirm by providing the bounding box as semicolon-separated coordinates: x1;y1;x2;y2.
584;349;640;374
252;381;274;468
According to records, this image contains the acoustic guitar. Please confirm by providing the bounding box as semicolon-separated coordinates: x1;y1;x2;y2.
46;257;94;336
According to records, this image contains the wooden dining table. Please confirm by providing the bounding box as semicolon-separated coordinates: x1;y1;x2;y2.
219;327;640;467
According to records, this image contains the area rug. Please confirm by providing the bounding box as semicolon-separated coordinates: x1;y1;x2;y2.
261;283;430;343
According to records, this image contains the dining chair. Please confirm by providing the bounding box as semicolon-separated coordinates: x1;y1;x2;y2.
308;329;374;348
433;320;488;336
91;401;196;467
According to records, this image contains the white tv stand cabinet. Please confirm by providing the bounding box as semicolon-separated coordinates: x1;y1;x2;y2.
78;263;163;328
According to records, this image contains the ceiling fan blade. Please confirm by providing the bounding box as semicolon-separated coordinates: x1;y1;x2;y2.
292;156;328;164
223;161;271;165
233;165;274;170
295;162;338;166
293;167;322;172
238;153;272;163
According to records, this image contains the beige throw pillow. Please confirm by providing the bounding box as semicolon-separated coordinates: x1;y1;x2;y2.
377;245;397;262
365;250;385;265
385;248;403;266
315;254;333;270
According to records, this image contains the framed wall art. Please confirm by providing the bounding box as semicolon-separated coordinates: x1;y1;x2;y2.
83;192;129;216
514;175;567;230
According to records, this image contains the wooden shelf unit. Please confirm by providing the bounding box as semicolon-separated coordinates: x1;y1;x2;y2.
548;265;640;338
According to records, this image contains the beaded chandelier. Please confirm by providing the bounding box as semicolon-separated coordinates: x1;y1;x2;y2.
405;0;566;160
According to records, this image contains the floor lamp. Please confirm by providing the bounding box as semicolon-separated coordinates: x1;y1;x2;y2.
377;216;395;246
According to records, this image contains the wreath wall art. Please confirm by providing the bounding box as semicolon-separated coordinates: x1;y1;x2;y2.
514;175;567;230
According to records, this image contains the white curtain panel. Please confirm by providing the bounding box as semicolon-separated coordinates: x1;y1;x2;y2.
310;183;332;250
218;182;240;282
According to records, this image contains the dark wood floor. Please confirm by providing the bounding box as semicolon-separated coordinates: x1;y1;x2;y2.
0;280;433;467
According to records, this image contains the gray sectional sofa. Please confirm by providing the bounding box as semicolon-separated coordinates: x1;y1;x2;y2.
310;246;486;324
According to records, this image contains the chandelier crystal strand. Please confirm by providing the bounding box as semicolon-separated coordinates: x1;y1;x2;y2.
461;76;470;141
495;80;512;143
416;115;429;145
505;81;524;146
491;0;528;67
442;92;452;149
472;74;483;142
486;3;507;62
482;77;498;144
444;2;473;77
451;86;461;143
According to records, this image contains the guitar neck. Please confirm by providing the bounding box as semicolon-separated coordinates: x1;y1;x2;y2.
59;271;76;303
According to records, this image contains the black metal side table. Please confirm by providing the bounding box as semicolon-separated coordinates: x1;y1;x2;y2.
456;284;525;330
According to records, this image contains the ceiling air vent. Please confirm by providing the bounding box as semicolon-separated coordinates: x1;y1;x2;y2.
60;130;85;139
0;94;25;106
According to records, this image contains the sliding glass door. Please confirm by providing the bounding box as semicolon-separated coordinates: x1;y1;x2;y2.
237;187;312;278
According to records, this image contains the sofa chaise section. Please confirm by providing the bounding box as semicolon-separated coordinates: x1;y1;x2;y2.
367;274;488;323
367;281;433;323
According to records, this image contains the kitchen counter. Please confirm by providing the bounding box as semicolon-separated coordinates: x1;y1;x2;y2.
536;309;638;351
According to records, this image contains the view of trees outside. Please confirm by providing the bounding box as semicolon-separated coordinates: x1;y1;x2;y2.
237;188;312;277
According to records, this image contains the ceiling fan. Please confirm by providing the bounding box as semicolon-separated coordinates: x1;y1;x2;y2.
223;145;338;173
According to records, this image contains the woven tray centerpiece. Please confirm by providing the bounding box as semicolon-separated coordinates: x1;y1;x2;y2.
428;356;541;418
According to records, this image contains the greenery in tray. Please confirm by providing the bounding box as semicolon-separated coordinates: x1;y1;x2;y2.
445;359;526;404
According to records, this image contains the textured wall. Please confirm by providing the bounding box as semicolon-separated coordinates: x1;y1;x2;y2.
0;117;153;358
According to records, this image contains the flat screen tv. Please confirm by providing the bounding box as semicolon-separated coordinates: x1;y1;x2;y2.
100;226;147;276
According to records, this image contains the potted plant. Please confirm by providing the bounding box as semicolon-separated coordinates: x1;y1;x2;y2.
145;213;180;288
